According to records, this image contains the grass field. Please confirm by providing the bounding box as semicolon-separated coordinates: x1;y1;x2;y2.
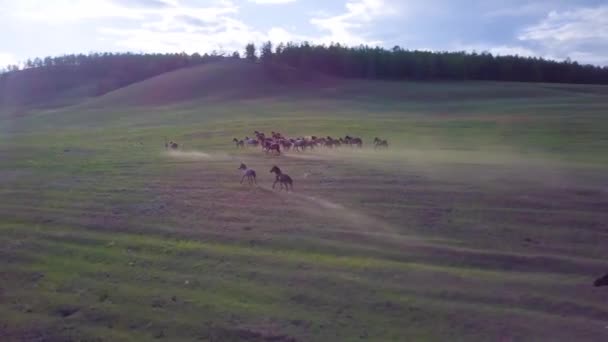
2;63;608;341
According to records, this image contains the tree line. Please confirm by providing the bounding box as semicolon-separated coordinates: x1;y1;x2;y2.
246;42;608;85
2;42;607;109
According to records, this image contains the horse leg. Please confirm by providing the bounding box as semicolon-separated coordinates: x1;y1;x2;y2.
273;179;278;189
241;175;246;184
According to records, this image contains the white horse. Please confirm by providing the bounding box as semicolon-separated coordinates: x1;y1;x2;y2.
238;163;257;185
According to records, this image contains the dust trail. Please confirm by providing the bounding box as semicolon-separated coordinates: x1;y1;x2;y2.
164;150;237;162
165;150;211;160
282;153;327;160
298;194;344;209
259;185;397;234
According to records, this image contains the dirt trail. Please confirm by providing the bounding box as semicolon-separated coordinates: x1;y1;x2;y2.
165;149;212;160
164;149;240;162
257;185;398;234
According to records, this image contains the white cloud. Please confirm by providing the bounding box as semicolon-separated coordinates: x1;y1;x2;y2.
0;52;17;66
266;27;311;43
247;0;296;4
452;43;537;58
94;1;305;53
10;0;147;23
484;2;558;18
519;6;608;42
310;0;397;46
518;5;608;65
6;0;262;54
4;0;310;54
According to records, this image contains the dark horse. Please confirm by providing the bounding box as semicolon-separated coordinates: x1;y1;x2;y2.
238;163;257;185
270;165;293;191
164;137;179;149
594;273;608;287
232;138;245;148
344;136;363;148
373;137;389;149
263;140;281;155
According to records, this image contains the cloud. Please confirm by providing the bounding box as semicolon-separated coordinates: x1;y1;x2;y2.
95;1;303;53
451;43;538;58
310;0;398;46
113;0;173;8
9;0;147;22
0;52;17;67
519;6;608;43
518;5;608;65
84;0;312;54
266;27;311;43
247;0;296;4
484;1;558;18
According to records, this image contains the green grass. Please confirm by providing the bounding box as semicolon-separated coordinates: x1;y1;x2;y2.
2;76;608;341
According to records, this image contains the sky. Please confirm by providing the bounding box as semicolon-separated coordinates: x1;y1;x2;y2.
1;0;607;67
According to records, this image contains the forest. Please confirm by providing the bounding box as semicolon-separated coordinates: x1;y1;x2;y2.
252;42;608;84
2;42;608;108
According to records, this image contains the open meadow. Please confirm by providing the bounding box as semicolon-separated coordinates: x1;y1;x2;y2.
2;62;608;341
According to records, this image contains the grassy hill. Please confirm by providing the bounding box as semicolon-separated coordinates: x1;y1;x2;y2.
85;60;338;108
2;61;608;341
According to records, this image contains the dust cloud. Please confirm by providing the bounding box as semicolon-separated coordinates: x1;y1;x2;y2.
164;149;236;162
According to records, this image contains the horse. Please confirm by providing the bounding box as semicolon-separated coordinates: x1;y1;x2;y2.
344;136;362;148
238;163;257;185
594;273;608;287
255;131;266;142
270;165;293;191
233;138;245;148
293;139;306;152
164;137;179;149
324;136;340;148
373;137;389;149
280;139;293;151
263;140;281;155
245;138;259;147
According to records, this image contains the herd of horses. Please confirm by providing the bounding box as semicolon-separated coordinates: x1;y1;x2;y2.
162;133;608;286
164;131;388;192
232;130;389;155
230;131;388;191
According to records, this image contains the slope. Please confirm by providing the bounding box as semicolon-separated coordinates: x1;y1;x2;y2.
2;68;608;340
85;59;339;108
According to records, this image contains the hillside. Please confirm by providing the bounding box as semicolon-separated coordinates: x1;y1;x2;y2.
3;42;608;115
0;52;217;112
2;57;608;340
85;60;338;108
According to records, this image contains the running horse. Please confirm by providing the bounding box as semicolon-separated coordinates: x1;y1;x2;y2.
270;165;293;191
238;163;257;185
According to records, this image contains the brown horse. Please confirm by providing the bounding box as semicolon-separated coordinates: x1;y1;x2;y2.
594;273;608;287
233;138;245;148
263;140;281;154
270;165;293;191
164;137;179;149
344;136;362;148
238;163;257;185
373;137;389;149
